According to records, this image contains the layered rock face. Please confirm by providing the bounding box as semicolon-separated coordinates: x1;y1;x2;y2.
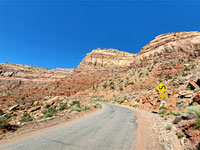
0;63;74;107
0;63;74;82
139;32;200;55
0;62;74;91
131;31;200;68
76;48;136;73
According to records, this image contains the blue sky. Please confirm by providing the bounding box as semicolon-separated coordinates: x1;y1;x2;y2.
0;0;199;69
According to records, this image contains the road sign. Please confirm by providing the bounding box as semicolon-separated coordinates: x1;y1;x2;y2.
156;83;167;94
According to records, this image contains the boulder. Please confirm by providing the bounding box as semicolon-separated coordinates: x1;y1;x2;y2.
192;92;200;104
178;90;194;98
9;104;20;111
188;81;200;90
27;106;41;113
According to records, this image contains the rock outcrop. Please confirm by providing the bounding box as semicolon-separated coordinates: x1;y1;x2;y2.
76;48;136;73
131;31;200;68
0;63;74;82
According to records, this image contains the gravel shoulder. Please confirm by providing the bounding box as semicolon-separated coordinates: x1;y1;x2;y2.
117;104;184;150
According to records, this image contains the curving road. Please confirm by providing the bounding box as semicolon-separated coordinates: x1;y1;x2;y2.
1;103;138;150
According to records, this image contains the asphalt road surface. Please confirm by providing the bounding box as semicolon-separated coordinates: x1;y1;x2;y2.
1;103;138;150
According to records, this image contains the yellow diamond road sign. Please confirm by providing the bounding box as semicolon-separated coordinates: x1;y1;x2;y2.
156;83;167;94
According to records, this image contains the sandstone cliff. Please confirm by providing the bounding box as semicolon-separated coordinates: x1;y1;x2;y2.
131;31;200;68
75;48;136;73
0;63;74;82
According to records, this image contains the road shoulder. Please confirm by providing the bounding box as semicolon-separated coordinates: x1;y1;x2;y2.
116;104;184;150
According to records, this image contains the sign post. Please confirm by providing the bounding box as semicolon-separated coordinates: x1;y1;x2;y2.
156;83;168;113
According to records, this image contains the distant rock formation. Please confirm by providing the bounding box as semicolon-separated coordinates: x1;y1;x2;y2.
0;62;74;82
75;48;136;73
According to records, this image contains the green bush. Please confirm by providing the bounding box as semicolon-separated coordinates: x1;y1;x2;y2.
20;113;34;122
71;101;80;108
165;74;172;80
119;87;123;91
0;109;4;116
167;111;181;116
45;103;51;109
103;83;107;89
177;131;184;139
44;112;54;118
43;107;57;118
158;108;167;115
75;107;81;112
186;104;200;118
59;103;68;111
165;124;172;130
94;103;101;108
81;105;91;111
173;117;182;124
0;117;8;129
2;99;6;102
194;118;200;129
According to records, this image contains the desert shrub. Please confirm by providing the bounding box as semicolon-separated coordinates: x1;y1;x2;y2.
158;108;167;114
110;85;115;90
186;104;200;118
186;104;200;129
103;83;107;89
119;86;123;91
94;103;101;108
182;73;188;76
177;131;184;139
186;85;192;90
44;112;54;118
81;105;91;111
173;117;182;124
165;74;172;80
165;124;172;130
0;109;4;116
43;107;57;118
110;82;114;86
0;117;9;129
71;101;80;108
59;103;68;111
45;103;51;109
167;111;181;116
130;105;138;108
195;118;200;129
20;113;34;122
2;99;6;102
184;67;190;71
172;82;179;87
75;107;81;112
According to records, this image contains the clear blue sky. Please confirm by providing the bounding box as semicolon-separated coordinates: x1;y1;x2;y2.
0;0;199;69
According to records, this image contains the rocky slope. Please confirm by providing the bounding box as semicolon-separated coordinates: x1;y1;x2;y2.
75;48;136;73
131;31;200;69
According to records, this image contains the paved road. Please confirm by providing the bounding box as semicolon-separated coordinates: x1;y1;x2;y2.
1;103;138;150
